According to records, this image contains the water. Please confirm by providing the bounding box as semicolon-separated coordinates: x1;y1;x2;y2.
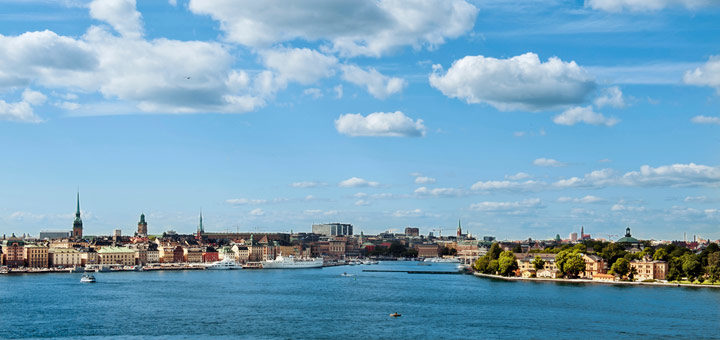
1;261;719;339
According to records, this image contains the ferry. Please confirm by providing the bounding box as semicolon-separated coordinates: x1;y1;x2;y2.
423;257;460;263
204;257;242;270
80;274;96;283
261;254;323;269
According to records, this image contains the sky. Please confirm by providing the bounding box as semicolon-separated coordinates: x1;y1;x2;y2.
0;0;719;240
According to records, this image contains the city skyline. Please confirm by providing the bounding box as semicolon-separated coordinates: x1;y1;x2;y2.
1;0;719;239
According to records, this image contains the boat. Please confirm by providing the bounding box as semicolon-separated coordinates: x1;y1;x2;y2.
423;257;460;263
80;274;96;283
242;262;263;269
261;254;323;269
390;312;402;317
204;257;242;270
340;272;355;277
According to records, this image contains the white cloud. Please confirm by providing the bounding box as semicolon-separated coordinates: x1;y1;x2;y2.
585;0;715;12
557;195;604;203
506;172;531;180
470;180;543;191
684;55;720;92
226;198;268;205
554;163;720;188
261;48;337;85
392;209;425;218
168;0;177;6
249;208;265;216
333;85;343;99
355;199;370;206
339;177;380;188
89;0;144;39
691;115;720;125
340;65;406;99
414;186;464;197
684;195;707;202
303;88;323;99
0;89;46;123
611;201;645;212
533;158;566;167
594;86;625;108
553;106;619;126
188;0;478;57
429;52;596;111
335;111;426;137
414;176;436;184
470;198;543;212
291;181;326;188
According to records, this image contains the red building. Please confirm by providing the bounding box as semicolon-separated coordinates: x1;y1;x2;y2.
2;237;25;268
202;248;219;263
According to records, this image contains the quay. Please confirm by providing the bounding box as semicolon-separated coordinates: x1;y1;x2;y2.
362;269;461;275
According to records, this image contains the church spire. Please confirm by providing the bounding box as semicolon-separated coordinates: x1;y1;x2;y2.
72;191;83;239
457;218;462;237
198;211;204;233
75;191;81;219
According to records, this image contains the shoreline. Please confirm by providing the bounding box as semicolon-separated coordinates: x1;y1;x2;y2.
472;272;720;289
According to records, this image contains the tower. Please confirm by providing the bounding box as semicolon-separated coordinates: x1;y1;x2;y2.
196;211;204;240
72;192;83;239
457;219;462;238
581;226;584;238
137;213;148;237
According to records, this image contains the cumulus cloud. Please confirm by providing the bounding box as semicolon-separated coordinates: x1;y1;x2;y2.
226;198;268;205
585;0;715;12
470;180;543;191
469;198;543;212
429;52;596;111
684;56;720;92
594;86;626;108
414;186;464;197
555;163;720;188
414;176;436;184
335;111;426;137
0;89;46;123
691;115;720;125
340;65;406;99
249;208;265;216
557;195;605;203
261;48;337;85
684;195;707;202
533;158;566;167
291;181;326;188
553;106;619;126
188;0;478;57
339;177;380;188
355;199;370;206
506;172;531;180
611;201;645;212
392;208;426;217
89;0;144;39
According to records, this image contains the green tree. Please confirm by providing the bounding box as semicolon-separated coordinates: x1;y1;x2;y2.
532;256;546;271
572;243;587;253
600;243;628;265
473;256;490;272
488;243;502;260
681;254;702;281
487;259;499;274
707;252;720;283
610;258;630;278
498;251;518;276
653;248;668;261
564;255;586;278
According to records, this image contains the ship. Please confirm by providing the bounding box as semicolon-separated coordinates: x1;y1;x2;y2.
423;257;460;263
204;257;242;270
261;254;323;269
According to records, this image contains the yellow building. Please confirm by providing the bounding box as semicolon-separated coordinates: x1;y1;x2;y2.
97;246;135;266
184;247;203;263
24;244;49;268
49;248;82;267
630;258;668;280
581;254;607;279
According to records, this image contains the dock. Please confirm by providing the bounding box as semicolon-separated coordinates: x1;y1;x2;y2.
362;269;461;275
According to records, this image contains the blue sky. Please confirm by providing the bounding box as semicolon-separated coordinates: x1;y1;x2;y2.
0;0;719;240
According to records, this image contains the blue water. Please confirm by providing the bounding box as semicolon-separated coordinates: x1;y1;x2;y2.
1;261;719;339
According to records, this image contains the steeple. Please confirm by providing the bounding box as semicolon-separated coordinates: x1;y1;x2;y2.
137;212;148;237
72;191;83;239
198;211;204;233
457;219;462;237
74;192;81;221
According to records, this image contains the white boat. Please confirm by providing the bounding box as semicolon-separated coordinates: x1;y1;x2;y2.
423;257;460;263
261;254;323;269
340;272;355;277
80;274;96;283
204;257;242;270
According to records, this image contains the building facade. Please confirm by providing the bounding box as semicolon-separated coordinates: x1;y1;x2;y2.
24;244;48;268
417;244;441;258
97;246;135;266
2;238;25;267
630;258;668;280
312;223;353;237
49;248;82;267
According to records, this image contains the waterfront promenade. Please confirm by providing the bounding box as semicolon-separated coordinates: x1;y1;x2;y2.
473;272;720;289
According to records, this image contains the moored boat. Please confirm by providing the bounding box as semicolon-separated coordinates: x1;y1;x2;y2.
80;274;96;283
261;254;323;269
204;257;242;270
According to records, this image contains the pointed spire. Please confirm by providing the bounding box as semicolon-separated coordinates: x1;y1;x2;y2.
76;191;81;217
198;210;204;233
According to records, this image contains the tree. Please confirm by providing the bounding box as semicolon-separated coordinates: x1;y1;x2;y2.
488;243;502;260
533;256;546;271
681;254;702;281
487;259;499;274
572;243;587;253
473;256;490;272
564;256;586;278
498;251;518;276
610;258;630;279
707;252;720;283
653;248;668;261
600;243;627;265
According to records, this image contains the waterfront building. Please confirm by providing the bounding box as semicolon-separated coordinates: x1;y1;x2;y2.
616;227;641;250
158;244;184;263
312;223;353;237
2;236;25;267
127;242;149;265
146;244;159;263
416;244;441;258
593;273;616;282
97;246;136;266
49;248;82;267
72;192;83;239
79;248;98;266
581;254;607;279
24;244;48;268
630;258;668;281
328;239;346;259
137;213;148;237
39;231;71;240
202;247;219;263
515;253;558;278
231;244;249;262
404;227;419;237
184;247;203;263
